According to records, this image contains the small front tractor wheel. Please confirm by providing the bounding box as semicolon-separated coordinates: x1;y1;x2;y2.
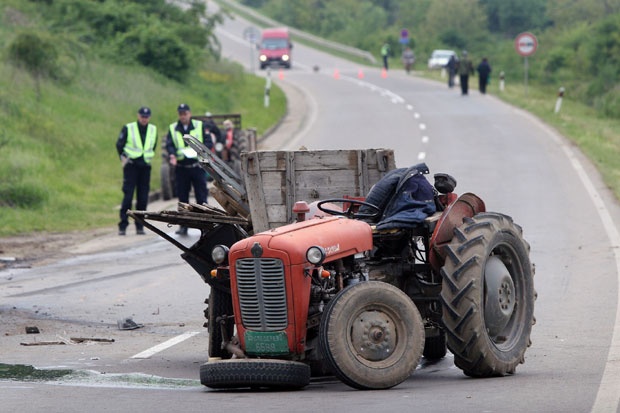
200;359;311;390
206;287;234;359
319;281;424;390
440;212;536;377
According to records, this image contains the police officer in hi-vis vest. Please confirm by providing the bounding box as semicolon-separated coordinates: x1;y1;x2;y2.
116;106;158;235
165;103;213;236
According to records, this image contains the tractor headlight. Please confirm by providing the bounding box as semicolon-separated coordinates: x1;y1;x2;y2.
212;245;229;265
306;246;326;265
282;54;290;61
259;55;267;62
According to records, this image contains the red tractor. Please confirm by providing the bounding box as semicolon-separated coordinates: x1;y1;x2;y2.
197;164;536;390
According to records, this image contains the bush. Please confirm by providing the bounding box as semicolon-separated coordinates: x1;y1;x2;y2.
7;31;59;79
114;25;193;81
594;85;620;118
0;182;48;209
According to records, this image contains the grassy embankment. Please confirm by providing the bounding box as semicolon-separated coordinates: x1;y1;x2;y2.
0;52;286;237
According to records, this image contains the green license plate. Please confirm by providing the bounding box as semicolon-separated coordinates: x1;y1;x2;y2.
245;331;289;355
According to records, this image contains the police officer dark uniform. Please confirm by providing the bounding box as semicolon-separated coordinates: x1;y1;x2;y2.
165;103;213;236
116;106;158;235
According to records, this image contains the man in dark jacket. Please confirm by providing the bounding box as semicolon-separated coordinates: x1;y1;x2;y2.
476;57;492;94
116;106;157;236
446;54;458;88
457;50;475;95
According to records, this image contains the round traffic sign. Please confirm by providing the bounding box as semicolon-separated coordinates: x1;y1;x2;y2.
515;32;538;57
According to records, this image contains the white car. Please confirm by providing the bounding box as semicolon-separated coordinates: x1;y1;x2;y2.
427;49;456;69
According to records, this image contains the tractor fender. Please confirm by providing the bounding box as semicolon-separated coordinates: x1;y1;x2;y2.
428;192;486;273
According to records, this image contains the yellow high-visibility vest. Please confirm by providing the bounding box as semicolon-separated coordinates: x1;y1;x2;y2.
169;119;204;160
124;122;157;163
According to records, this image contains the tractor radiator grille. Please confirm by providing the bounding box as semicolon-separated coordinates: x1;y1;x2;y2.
235;258;288;331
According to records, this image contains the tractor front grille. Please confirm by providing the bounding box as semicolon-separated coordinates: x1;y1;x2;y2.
235;258;288;331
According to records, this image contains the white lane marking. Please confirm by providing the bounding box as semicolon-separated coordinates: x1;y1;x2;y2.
515;107;620;413
422;136;429;144
130;332;201;359
342;76;404;103
419;123;426;130
406;104;414;110
414;112;421;119
417;152;426;160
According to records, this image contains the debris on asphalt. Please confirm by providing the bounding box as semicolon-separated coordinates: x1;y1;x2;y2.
25;326;40;334
20;336;115;346
117;317;144;330
71;337;115;343
20;341;65;346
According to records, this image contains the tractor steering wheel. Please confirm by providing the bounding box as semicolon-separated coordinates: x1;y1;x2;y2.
316;199;382;221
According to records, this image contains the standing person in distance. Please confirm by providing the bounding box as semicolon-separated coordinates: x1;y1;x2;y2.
116;106;158;236
457;50;475;95
476;57;492;94
165;103;212;236
222;119;235;162
446;54;458;88
402;47;415;74
203;112;223;155
381;42;391;70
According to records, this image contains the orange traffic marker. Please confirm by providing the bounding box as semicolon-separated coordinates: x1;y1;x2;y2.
333;68;340;79
357;69;364;79
381;68;387;78
278;69;284;80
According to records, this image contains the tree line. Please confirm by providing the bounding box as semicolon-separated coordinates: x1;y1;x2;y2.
7;0;222;83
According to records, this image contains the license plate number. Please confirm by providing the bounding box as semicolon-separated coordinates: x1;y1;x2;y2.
245;331;289;355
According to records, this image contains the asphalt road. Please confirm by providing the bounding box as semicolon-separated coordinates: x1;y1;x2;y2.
1;3;619;413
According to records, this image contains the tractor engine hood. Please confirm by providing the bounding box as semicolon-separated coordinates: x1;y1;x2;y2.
230;216;373;265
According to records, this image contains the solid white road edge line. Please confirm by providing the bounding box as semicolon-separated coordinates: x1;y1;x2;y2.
130;332;201;359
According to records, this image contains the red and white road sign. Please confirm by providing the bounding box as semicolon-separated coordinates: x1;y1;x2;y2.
515;32;538;57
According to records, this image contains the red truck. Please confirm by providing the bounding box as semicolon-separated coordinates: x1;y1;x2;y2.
258;27;292;70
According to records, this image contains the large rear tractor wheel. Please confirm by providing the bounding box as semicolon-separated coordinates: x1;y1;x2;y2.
227;133;248;177
200;359;310;390
205;287;234;359
160;162;174;201
440;212;536;377
318;281;424;390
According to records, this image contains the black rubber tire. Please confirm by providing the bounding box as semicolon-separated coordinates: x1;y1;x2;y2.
200;359;311;389
440;212;536;377
160;162;173;201
423;330;447;360
318;281;424;390
206;288;234;359
227;133;248;177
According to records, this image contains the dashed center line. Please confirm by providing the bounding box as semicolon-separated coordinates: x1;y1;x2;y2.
131;332;201;359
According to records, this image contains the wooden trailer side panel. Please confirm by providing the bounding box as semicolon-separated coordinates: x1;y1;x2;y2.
242;149;395;232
